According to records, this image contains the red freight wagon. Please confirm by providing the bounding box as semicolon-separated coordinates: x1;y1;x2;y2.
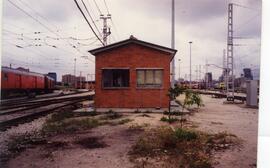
1;67;55;98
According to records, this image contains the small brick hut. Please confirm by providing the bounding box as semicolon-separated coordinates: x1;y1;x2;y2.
89;36;177;111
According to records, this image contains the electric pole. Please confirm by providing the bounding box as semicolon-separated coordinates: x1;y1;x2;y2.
178;59;181;82
171;0;175;86
189;41;192;88
226;3;234;101
100;14;111;46
205;59;208;90
74;58;77;88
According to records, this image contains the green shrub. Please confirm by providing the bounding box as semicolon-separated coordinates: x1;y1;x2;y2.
42;118;100;134
174;128;198;141
160;116;179;123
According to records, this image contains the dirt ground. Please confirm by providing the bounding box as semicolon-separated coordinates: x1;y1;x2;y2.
5;95;258;168
182;95;258;168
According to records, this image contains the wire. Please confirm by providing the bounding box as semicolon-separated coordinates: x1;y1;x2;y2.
92;0;102;14
234;13;261;32
103;0;110;14
16;0;58;29
74;0;104;46
81;0;102;37
7;0;87;57
233;3;261;12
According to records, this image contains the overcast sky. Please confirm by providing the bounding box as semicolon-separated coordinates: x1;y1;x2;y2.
1;0;262;81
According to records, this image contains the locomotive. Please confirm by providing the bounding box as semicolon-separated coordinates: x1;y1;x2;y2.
1;67;55;98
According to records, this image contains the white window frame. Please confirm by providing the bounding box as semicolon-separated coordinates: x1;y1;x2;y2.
136;68;163;88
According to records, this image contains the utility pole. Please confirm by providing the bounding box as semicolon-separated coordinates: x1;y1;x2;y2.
199;65;201;89
171;0;175;86
74;58;77;88
189;41;192;88
196;65;198;82
226;3;234;101
178;59;181;82
205;59;208;90
80;71;82;89
100;14;111;46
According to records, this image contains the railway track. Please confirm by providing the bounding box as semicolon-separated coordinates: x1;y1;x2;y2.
0;90;90;107
0;92;92;112
0;94;94;131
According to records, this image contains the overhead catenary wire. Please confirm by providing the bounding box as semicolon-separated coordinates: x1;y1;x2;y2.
74;0;105;46
92;0;102;14
81;0;102;37
7;0;90;59
103;0;110;14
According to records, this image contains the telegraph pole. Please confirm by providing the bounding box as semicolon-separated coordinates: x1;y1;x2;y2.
189;41;192;88
100;14;111;46
171;0;175;86
74;58;77;88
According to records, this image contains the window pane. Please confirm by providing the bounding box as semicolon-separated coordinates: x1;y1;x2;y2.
102;69;129;88
145;70;154;84
155;70;163;85
137;70;145;85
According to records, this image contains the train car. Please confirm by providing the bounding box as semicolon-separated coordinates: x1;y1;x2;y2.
44;75;55;93
1;67;55;98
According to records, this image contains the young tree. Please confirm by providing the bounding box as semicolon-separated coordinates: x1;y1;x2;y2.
168;84;184;119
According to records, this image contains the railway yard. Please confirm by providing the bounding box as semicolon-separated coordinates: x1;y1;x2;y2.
0;91;258;168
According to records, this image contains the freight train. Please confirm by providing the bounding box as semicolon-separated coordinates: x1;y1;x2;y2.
1;67;55;98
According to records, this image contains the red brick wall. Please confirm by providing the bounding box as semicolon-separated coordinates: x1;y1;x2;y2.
95;43;172;108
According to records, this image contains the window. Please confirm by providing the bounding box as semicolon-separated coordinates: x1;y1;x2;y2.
102;69;130;88
136;69;163;88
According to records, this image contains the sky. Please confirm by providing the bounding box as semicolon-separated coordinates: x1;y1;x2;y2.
1;0;262;81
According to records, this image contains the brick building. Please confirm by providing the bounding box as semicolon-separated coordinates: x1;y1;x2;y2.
89;36;177;110
62;74;76;86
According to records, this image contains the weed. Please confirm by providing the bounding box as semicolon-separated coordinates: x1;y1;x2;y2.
42;118;100;135
117;118;133;125
163;111;185;116
101;110;123;120
160;116;179;123
174;128;198;141
73;111;98;117
46;111;74;123
129;126;241;168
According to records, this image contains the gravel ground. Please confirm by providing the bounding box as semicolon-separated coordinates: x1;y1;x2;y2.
2;94;259;168
0;116;48;158
177;95;258;168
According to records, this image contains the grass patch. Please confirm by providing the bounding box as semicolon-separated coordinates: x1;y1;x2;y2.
46;111;74;123
117;118;133;125
100;110;123;120
160;116;179;123
73;111;98;117
42;118;100;135
7;133;46;155
129;126;241;168
163;111;185;116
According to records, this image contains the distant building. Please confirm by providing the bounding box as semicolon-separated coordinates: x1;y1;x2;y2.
62;74;76;86
47;72;57;82
243;68;253;80
62;74;86;87
205;72;213;88
76;76;86;83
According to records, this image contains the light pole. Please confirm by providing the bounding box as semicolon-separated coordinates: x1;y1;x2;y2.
189;41;192;88
178;59;181;82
